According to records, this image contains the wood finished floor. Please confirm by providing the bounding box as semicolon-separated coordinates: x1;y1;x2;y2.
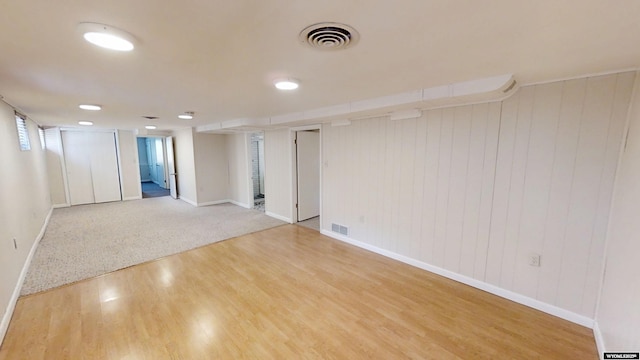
0;225;597;359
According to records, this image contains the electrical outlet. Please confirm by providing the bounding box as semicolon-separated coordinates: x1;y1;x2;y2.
529;253;541;267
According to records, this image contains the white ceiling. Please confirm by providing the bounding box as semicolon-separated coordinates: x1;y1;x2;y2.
1;0;640;131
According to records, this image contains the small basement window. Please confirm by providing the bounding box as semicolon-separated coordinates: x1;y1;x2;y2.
15;112;30;151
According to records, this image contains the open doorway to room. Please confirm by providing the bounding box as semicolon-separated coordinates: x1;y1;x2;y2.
250;132;266;211
137;137;170;198
294;128;320;231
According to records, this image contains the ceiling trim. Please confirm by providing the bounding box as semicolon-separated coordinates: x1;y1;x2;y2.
196;74;518;133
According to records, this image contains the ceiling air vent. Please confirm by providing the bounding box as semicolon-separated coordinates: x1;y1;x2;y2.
299;22;359;51
142;116;158;120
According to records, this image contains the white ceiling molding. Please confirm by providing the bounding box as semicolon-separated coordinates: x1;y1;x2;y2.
331;119;352;127
390;109;422;121
197;74;517;133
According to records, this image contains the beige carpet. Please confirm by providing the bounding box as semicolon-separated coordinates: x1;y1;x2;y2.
21;197;285;295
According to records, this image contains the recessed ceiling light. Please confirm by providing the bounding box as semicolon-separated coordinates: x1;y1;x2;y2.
145;125;157;130
274;78;299;90
178;111;194;120
78;121;93;126
78;23;135;51
79;104;101;111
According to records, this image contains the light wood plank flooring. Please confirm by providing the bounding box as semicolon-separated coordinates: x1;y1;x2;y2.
0;225;597;359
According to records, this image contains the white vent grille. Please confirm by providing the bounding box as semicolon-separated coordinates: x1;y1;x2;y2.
299;23;359;51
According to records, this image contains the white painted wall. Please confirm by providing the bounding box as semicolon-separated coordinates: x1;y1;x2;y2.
0;101;52;344
264;129;293;222
117;130;141;200
596;71;640;352
193;132;229;205
321;72;635;319
173;128;198;205
226;133;251;208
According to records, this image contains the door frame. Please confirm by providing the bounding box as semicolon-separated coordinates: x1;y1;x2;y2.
135;135;172;193
289;124;322;224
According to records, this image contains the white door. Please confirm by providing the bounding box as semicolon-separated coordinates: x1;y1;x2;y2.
62;131;94;205
154;138;166;188
90;132;122;203
165;136;177;199
62;131;121;205
296;130;320;221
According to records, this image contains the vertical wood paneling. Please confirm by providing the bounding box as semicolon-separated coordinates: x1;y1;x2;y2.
370;118;386;247
474;102;501;280
264;129;291;220
513;81;563;298
397;119;417;255
581;72;636;316
460;104;489;278
537;78;586;304
420;111;442;264
485;92;520;286
556;75;618;312
409;116;428;257
444;106;472;272
319;72;634;319
597;70;640;352
500;86;535;290
433;109;454;268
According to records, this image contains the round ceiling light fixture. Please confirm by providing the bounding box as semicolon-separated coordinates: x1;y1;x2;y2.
274;78;299;90
78;22;135;51
145;125;157;130
78;121;93;126
178;111;194;120
79;104;101;111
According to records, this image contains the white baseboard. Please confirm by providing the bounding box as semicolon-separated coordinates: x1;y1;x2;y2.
198;200;230;207
1;206;53;346
123;196;142;201
593;321;605;359
52;203;69;208
320;229;595;329
265;211;292;223
178;196;198;207
229;200;251;209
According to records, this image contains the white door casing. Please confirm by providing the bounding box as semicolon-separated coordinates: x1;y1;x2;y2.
296;130;320;221
165;136;177;199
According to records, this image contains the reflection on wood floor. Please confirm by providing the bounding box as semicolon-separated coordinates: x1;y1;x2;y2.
0;225;597;359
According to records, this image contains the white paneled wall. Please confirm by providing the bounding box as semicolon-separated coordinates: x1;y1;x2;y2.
596;71;640;352
322;72;635;318
264;129;292;222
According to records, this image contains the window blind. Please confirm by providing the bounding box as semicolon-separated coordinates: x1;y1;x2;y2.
15;112;31;151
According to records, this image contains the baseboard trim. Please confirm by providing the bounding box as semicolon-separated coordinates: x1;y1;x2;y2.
320;229;595;329
178;196;198;207
228;200;251;209
265;211;292;223
1;206;53;346
197;200;229;207
52;203;69;208
123;196;142;201
593;321;605;359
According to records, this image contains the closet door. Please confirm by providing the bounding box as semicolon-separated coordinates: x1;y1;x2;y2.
90;132;122;203
62;131;122;205
62;131;94;205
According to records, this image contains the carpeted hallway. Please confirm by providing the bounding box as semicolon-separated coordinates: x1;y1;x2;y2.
141;181;170;198
21;197;285;295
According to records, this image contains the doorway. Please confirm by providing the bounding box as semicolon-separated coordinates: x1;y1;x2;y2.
250;132;266;211
294;128;320;231
137;137;171;198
